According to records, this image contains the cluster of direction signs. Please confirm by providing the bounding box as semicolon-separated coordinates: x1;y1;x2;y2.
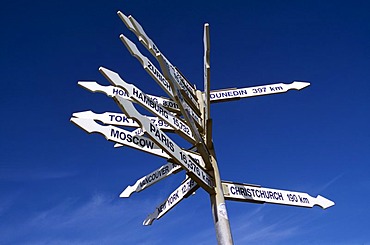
70;11;334;227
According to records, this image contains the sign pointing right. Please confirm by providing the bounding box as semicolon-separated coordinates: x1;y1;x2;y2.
210;81;310;102
222;181;334;209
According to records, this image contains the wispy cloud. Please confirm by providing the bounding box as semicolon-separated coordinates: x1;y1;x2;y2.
0;193;154;244
0;186;340;244
229;205;323;245
315;173;344;193
0;191;215;245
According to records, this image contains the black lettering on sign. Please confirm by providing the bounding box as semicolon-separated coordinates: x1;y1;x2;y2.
157;203;166;214
112;88;127;96
149;123;174;152
110;129;154;149
167;191;179;205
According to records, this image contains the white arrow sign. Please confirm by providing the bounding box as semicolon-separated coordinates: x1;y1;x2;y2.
72;110;138;127
70;117;170;158
78;81;180;112
72;110;173;131
210;81;310;102
112;92;214;193
119;34;201;114
222;181;335;209
71;114;207;168
120;162;182;198
117;11;197;100
143;176;199;225
98;67;196;144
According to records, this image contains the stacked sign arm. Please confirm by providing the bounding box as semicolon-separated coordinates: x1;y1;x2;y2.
117;11;197;97
70;105;207;168
118;19;200;112
78;80;194;143
98;67;196;144
78;81;180;112
156;53;202;127
70;117;169;158
158;58;213;170
118;34;201;125
119;34;174;98
103;83;214;193
71;113;205;168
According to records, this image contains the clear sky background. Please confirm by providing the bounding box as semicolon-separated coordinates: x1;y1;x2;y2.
1;0;369;244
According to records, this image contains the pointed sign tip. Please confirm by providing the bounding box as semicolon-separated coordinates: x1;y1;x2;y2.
113;143;123;148
292;81;311;90
143;217;154;226
316;195;335;209
72;110;94;118
119;190;132;198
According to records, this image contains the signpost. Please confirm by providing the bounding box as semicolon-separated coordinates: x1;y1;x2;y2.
70;10;334;245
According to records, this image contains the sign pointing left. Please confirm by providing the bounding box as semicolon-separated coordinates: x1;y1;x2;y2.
120;162;182;198
72;110;173;131
78;81;180;112
70;117;168;158
143;176;198;225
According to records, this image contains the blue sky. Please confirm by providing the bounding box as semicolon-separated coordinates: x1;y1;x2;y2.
1;0;370;244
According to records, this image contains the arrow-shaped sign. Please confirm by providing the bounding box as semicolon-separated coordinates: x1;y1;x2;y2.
111;89;214;193
70;116;206;168
70;117;169;158
72;110;138;127
72;110;173;131
120;162;182;198
143;176;199;225
222;181;335;209
117;11;197;100
119;34;201;114
78;81;180;112
210;81;310;102
99;67;195;144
